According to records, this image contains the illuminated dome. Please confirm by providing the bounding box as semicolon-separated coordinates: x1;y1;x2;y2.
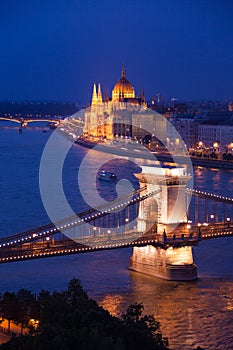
112;66;135;101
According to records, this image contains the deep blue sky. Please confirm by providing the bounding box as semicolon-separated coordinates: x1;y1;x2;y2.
0;0;233;103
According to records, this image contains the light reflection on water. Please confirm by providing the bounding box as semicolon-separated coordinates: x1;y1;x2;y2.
0;126;233;349
100;273;233;350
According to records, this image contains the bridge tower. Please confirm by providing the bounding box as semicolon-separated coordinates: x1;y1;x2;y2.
129;165;198;281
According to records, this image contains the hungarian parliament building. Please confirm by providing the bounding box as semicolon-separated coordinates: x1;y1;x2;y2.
83;66;167;143
80;67;233;153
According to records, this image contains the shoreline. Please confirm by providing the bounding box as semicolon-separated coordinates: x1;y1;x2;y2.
74;137;233;170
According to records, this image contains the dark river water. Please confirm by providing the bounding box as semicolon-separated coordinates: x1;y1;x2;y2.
0;125;233;350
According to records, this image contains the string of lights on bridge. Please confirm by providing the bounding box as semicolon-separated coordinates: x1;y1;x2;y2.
0;187;232;250
0;238;159;264
1;186;233;264
1;227;233;264
186;188;233;203
201;229;233;240
0;187;161;248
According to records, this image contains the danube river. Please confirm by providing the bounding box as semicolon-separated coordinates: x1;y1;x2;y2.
0;125;233;350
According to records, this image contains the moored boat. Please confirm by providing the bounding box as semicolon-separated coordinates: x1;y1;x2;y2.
98;170;117;181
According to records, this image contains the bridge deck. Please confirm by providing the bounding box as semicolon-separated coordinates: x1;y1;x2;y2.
1;224;232;264
0;186;232;264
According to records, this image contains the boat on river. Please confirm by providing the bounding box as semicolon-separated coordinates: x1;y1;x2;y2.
98;170;117;181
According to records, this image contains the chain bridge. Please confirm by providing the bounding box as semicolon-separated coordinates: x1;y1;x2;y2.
0;165;232;281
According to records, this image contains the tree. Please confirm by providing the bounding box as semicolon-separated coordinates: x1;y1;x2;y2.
0;292;19;332
122;302;144;324
122;303;169;350
16;288;38;334
0;281;170;350
66;278;88;308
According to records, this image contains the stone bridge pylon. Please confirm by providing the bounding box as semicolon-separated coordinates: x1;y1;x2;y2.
130;165;198;281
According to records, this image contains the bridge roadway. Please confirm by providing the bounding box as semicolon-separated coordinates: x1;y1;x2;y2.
0;222;232;264
0;186;232;264
0;116;60;125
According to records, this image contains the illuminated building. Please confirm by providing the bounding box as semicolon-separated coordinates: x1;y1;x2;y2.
84;66;147;139
132;111;167;143
228;101;233;112
198;123;233;153
167;115;199;149
112;66;135;101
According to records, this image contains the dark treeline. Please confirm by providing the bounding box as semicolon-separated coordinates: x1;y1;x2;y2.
0;279;205;350
0;102;79;116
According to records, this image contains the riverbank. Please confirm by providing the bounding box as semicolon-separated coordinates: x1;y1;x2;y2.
154;152;233;170
74;137;233;170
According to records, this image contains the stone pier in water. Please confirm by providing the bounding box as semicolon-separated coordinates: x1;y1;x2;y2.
129;165;197;281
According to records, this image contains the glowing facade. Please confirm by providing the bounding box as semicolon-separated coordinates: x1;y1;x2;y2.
112;66;135;101
84;66;144;139
91;83;103;106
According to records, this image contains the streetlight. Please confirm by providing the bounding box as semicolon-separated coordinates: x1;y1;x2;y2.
198;141;203;148
226;217;231;228
186;224;191;239
125;218;129;233
210;214;215;223
228;143;233;152
29;319;39;330
213;142;219;153
197;223;202;238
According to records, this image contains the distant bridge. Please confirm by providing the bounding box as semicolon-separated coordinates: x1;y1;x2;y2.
0;116;61;127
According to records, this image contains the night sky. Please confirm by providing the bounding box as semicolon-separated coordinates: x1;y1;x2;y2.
0;0;233;103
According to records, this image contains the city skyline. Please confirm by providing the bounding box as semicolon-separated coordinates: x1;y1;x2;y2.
0;2;233;348
0;0;233;103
